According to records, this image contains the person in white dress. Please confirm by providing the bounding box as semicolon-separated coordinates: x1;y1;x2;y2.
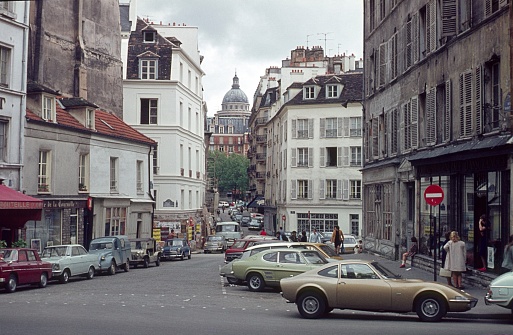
443;231;467;289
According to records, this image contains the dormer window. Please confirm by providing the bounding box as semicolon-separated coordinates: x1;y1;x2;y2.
326;85;339;98
303;86;315;99
140;59;157;79
86;109;95;129
143;31;156;43
42;95;56;122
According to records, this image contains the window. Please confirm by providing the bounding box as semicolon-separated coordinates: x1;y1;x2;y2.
401;97;419;151
153;145;158;175
325;118;337;137
104;207;127;236
110;157;118;192
143;31;156;43
326;85;338;98
140;98;158;124
0;120;6;162
38;150;51;193
325;179;337;199
324;147;337;167
136;160;143;192
297;212;338;233
42;95;55;122
304;86;315;99
485;59;500;131
298;180;310;199
79;154;89;191
350;214;360;236
297;148;309;167
485;0;506;17
219;126;224;134
296;119;310;138
350;117;362;137
86;109;95;129
0;46;10;87
350;180;362;199
140;59;157;80
459;67;482;138
350;146;362;166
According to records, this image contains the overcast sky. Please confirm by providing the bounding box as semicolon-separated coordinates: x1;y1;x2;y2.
135;0;363;115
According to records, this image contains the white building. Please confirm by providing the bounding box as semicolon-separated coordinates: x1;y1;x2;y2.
264;73;364;237
121;8;206;239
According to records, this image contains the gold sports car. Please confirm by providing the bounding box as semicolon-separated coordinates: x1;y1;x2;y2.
280;260;478;322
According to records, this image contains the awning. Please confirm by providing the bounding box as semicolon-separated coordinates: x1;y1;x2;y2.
0;185;43;229
247;196;265;208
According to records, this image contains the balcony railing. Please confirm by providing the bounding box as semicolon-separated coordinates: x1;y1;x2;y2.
256;172;265;179
256;135;267;143
256;153;266;160
255;117;267;125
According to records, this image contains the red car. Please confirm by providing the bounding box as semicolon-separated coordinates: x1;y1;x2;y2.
224;237;278;263
0;248;53;293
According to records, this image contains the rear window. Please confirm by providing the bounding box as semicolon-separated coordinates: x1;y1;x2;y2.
216;224;240;233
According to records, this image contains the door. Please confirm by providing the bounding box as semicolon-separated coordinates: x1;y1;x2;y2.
15;250;36;284
336;263;392;310
273;251;306;283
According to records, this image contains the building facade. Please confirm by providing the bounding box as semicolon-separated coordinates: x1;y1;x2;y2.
121;13;207;241
363;0;512;274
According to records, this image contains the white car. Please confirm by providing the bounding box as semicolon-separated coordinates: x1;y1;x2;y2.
41;244;98;283
218;201;229;208
485;271;513;312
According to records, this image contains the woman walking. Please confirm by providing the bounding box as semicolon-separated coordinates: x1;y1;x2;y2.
443;231;467;289
330;226;344;254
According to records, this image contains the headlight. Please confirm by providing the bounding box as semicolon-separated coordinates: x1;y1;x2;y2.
453;296;468;301
52;264;60;271
101;255;106;261
177;248;182;252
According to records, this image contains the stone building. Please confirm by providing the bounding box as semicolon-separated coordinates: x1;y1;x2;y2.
363;0;512;275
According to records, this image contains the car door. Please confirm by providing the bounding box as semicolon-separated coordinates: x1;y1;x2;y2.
15;250;34;284
259;251;278;282
336;263;392;310
72;246;89;274
273;251;306;283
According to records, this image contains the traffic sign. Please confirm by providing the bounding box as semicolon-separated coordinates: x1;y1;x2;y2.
282;215;286;221
424;184;444;206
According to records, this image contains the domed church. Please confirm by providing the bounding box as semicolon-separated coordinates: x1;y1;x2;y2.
207;73;250;156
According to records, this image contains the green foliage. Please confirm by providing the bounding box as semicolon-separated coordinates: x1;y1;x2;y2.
12;239;27;248
0;240;6;248
208;151;249;195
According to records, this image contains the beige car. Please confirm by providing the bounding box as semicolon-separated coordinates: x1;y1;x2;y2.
280;259;478;322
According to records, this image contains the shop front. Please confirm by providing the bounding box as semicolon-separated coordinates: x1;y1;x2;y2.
410;142;511;274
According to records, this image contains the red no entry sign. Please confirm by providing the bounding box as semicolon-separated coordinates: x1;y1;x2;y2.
424;184;444;206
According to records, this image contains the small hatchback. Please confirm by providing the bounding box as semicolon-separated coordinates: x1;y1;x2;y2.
203;235;227;253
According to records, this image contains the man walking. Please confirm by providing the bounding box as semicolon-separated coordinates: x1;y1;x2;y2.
309;228;322;243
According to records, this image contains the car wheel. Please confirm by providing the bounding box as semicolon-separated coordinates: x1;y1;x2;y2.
188;251;191;260
204;250;207;254
124;259;130;272
108;261;116;275
247;273;265;292
180;253;184;261
39;272;48;288
415;294;447;322
227;277;242;285
297;291;327;319
143;257;149;268
86;266;94;280
156;257;161;267
6;274;17;293
59;269;70;284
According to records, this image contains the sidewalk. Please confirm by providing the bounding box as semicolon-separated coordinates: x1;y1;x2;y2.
343;251;510;318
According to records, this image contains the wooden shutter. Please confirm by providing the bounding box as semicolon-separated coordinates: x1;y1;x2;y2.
337;146;343;167
372;118;379;158
337;180;342;199
401;102;408;151
343;117;350;137
343;147;350;166
379;42;387;87
291;180;297;199
291;119;297;138
320;147;325;167
342;180;350;200
337;117;344;137
319;180;325;200
441;0;457;38
426;87;436;146
308;118;314;138
291;148;297;167
459;71;472;137
444;79;451;142
284;120;287;141
427;0;437;53
475;66;483;134
320;118;325;138
485;0;492;16
308;180;313;199
412;13;419;63
283;149;287;169
391;108;398;154
411;96;419;148
405;19;412;69
308;148;313;167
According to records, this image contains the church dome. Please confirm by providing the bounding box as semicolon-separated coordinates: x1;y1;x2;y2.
222;74;248;104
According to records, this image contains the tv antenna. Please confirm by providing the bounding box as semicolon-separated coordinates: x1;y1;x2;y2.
306;34;314;48
317;32;333;56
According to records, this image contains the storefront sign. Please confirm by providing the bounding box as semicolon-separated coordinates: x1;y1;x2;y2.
0;201;43;210
43;200;86;209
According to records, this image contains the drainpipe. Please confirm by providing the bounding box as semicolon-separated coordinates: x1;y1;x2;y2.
148;144;156;237
19;1;30;190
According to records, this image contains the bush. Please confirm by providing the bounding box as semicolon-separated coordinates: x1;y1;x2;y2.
12;239;27;248
0;240;6;248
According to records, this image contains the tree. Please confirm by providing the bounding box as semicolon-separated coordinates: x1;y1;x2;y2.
208;151;249;197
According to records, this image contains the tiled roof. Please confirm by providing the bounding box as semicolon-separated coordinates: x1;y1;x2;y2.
27;82;60;95
26;101;156;146
287;72;363;106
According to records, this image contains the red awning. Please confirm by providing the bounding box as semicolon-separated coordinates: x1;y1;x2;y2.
0;185;43;229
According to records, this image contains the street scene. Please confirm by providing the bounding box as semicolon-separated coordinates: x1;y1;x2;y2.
2;0;513;333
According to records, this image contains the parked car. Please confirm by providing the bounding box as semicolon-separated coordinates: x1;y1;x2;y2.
203;235;227;253
218;201;229;208
129;238;161;268
0;248;52;293
41;244;98;283
224;237;278;263
248;218;263;231
280;259;478;321
485;271;513;312
88;235;131;275
215;221;243;246
231;248;329;291
240;215;251;227
161;238;191;261
234;213;243;223
341;235;358;254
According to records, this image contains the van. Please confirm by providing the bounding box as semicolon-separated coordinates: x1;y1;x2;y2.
215;221;243;246
88;235;131;275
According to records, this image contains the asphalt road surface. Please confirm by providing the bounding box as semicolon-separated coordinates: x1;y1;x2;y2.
0;250;511;335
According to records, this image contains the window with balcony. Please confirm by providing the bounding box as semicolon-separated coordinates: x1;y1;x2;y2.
350;180;362;199
293;118;312;139
38;150;51;193
350;117;362;137
324;118;337;137
140;98;158;124
140;59;157;79
295;180;311;199
78;154;89;192
110;157;118;193
350;146;362;166
325;179;337;199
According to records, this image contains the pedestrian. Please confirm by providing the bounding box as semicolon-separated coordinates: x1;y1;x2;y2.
169;229;176;239
354;239;363;254
400;237;418;268
309;228;322;243
444;231;467;289
439;232;453;286
275;231;283;240
477;214;489;272
259;228;267;236
289;231;298;242
300;230;307;242
501;234;513;274
330;225;345;254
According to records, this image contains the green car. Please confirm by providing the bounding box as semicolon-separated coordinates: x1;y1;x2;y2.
231;248;328;292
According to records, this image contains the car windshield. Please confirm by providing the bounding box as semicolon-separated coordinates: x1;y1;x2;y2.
90;242;113;250
208;236;223;241
345;236;357;244
317;244;337;257
0;249;16;261
42;246;68;257
166;240;184;247
230;241;246;248
216;224;239;232
130;241;145;249
372;262;402;279
301;251;328;264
